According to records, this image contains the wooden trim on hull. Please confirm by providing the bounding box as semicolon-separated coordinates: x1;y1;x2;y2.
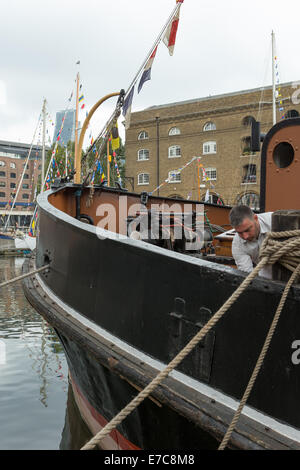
22;257;300;450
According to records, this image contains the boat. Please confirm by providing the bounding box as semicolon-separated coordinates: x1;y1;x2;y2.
21;110;300;450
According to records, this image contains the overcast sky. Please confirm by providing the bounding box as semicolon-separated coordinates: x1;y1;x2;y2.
1;0;300;149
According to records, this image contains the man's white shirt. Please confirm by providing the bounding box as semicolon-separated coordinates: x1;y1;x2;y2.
231;212;273;278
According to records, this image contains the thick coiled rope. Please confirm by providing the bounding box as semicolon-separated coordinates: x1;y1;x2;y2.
81;230;300;451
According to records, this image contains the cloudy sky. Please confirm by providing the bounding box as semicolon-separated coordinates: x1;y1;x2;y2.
1;0;300;149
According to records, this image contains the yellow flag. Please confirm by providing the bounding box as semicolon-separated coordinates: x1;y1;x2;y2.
111;122;120;151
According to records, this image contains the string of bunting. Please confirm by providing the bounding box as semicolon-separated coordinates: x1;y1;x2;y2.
44;89;74;189
150;155;197;195
274;55;285;120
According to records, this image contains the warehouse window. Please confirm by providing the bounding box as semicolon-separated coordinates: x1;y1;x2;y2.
138;149;149;161
138;131;149;140
168;170;181;183
137;173;149;185
204;167;217;180
203;141;217;154
203;122;216;131
169;127;181;136
168;145;181;158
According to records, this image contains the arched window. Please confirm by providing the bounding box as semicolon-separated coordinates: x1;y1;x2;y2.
242;116;255;127
0;161;5;167
236;192;260;211
203;141;217;154
167;194;184;200
168;145;181;158
10;162;16;169
22;193;29;199
138;131;149;140
203;122;216;132
201;192;224;205
137;149;149;161
138;173;149;185
169;127;181;136
168;170;181;183
242;164;256;184
284;109;299;119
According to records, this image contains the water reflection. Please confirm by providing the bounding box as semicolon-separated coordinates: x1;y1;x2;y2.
60;383;94;450
0;256;69;449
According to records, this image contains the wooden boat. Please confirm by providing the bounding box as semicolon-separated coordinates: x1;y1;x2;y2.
22;116;300;450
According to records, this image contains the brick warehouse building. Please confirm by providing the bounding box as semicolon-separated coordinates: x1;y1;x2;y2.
0;140;44;209
124;81;300;209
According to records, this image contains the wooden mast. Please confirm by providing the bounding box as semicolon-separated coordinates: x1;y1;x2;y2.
197;158;201;201
41;98;46;193
74;72;80;183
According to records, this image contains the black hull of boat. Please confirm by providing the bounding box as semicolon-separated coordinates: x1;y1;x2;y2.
23;186;300;449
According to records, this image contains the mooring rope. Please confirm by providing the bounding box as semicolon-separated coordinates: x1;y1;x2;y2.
0;265;50;289
79;230;300;451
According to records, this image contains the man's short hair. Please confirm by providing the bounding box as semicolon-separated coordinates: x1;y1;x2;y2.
229;205;254;227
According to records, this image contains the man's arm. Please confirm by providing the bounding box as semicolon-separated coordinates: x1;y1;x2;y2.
232;237;253;273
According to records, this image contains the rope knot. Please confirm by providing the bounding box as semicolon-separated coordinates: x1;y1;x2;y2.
259;229;300;275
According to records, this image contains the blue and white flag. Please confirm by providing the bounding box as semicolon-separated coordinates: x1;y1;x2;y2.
122;86;135;130
138;46;158;94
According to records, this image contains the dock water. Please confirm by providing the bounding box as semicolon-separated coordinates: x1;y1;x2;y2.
0;256;92;449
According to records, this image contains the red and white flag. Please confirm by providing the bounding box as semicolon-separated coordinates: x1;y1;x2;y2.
163;0;183;56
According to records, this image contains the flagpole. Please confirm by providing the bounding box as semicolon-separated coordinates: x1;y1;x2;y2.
271;31;276;125
107;139;110;186
123;1;182;100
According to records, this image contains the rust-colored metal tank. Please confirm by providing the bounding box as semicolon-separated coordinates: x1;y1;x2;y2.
260;118;300;212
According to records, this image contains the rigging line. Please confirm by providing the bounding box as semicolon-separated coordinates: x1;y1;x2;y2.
42;83;75;190
4;111;42;231
85;2;182;162
123;1;181;100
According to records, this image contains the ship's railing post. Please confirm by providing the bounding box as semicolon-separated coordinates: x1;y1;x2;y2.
271;210;300;282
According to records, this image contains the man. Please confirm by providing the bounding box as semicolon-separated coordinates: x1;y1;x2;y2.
229;205;273;278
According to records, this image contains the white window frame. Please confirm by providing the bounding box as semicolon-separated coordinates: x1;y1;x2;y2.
203;122;216;132
137;149;149;161
203;141;217;155
204;167;217;181
168;170;181;183
137;173;150;185
10;162;16;169
138;131;149;140
168;145;181;158
169;127;181;136
0;161;5;167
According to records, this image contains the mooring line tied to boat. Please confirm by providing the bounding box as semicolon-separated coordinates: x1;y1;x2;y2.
0;265;50;289
80;229;300;451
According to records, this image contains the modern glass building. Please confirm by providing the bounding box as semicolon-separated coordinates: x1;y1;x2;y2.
53;109;76;146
